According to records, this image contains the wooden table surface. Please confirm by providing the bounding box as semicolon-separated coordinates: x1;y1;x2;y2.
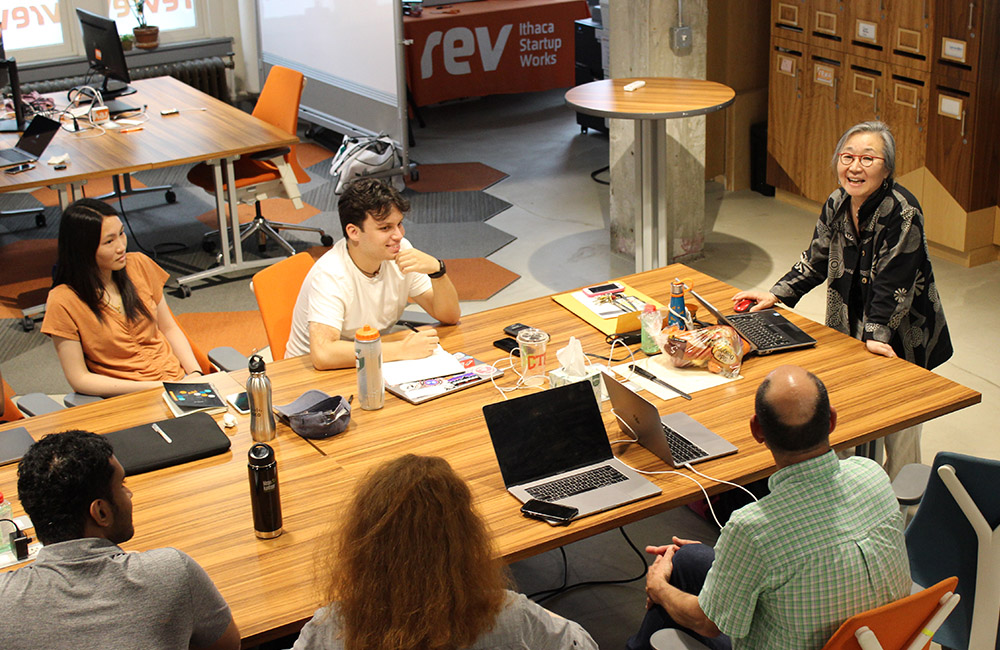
565;77;736;120
0;76;297;194
0;264;980;646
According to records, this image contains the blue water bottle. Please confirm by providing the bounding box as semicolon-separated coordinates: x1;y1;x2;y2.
667;278;688;330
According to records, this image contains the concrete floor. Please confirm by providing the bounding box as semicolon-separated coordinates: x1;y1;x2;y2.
408;87;999;649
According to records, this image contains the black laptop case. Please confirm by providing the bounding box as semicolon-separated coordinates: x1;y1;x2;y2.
104;412;231;475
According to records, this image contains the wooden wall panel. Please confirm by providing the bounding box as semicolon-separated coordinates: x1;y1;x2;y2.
802;44;846;202
881;68;930;175
767;37;808;194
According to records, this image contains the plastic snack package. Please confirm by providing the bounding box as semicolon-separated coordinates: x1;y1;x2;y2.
653;325;745;378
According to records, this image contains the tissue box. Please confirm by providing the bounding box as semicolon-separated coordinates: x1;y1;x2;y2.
548;366;606;402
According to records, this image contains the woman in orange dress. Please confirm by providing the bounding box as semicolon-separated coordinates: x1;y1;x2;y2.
42;199;202;397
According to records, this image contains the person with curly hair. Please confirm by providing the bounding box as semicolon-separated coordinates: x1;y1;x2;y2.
292;454;596;650
0;430;239;649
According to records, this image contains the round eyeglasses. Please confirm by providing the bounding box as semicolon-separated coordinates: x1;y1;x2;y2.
838;153;884;167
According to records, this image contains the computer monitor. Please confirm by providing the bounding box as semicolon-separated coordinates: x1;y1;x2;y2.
0;31;27;133
75;8;138;114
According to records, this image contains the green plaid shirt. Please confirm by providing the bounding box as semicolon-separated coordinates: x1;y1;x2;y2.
699;451;910;649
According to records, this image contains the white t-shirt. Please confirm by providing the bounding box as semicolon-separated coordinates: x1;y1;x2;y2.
284;238;432;358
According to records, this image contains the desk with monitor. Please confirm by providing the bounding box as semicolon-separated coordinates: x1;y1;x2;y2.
0;264;981;645
0;76;299;298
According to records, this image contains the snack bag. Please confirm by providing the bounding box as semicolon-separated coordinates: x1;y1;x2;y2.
653;325;745;378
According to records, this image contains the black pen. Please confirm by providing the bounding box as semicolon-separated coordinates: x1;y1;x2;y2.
402;322;420;333
628;364;693;400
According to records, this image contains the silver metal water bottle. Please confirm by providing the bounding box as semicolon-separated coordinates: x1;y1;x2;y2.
354;324;384;410
247;443;282;539
246;354;276;442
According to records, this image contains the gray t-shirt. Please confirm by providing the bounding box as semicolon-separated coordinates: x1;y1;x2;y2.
0;537;233;650
292;590;597;650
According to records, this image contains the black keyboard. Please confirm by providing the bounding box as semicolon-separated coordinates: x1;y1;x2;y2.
730;315;790;348
525;464;628;501
662;424;708;464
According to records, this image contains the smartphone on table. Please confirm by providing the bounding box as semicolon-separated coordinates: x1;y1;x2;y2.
226;391;250;414
520;499;579;525
581;282;624;297
4;163;35;175
493;338;521;356
503;323;532;337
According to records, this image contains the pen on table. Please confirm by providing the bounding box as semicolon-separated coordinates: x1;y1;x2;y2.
628;364;693;400
151;422;173;444
120;126;144;134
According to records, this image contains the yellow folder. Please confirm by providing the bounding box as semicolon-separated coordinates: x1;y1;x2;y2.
552;284;665;335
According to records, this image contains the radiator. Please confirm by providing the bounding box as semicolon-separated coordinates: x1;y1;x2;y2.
23;56;231;102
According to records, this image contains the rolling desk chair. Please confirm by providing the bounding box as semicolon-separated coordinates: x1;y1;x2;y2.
187;65;332;259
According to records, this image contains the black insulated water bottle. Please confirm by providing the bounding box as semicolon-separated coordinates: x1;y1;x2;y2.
248;443;282;539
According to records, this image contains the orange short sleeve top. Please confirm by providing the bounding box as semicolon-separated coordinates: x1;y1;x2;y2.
41;252;186;382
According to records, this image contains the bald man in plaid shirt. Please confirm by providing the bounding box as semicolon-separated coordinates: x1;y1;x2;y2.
627;365;911;650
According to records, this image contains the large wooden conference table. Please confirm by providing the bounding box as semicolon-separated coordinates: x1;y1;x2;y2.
0;265;980;646
0;76;299;292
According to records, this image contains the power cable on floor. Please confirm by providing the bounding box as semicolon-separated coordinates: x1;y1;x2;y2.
591;165;610;185
527;526;648;603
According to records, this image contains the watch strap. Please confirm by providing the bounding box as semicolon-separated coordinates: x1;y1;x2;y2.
428;259;446;279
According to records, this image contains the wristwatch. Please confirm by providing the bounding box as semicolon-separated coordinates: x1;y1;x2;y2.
428;258;446;279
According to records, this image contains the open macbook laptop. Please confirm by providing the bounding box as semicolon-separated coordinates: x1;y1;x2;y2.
603;372;737;467
0;115;61;166
482;380;660;518
689;288;815;355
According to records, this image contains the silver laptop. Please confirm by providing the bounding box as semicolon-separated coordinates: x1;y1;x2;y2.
689;289;815;356
0;115;61;166
482;380;661;518
603;372;737;467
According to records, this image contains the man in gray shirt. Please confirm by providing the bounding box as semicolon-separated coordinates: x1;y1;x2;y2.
0;430;240;650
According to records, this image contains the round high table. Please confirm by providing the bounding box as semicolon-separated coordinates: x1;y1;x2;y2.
566;78;735;271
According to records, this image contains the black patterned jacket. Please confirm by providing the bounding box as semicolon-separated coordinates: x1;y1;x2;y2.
769;181;953;370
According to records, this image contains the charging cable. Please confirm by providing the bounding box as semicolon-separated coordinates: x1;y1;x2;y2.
608;399;759;528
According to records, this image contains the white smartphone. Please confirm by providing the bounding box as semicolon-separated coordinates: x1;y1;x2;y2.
581;281;624;297
226;391;250;414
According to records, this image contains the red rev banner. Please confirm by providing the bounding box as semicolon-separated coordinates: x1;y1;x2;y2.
404;0;590;107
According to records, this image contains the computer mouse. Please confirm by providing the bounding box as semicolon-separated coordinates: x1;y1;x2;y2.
734;298;756;313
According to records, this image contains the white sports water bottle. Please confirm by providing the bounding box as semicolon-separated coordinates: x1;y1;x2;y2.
354;325;384;410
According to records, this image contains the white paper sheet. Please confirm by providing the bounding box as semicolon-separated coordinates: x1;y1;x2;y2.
382;346;465;385
611;356;739;400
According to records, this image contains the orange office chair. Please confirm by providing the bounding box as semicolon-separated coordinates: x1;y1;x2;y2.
1;377;23;423
650;577;960;650
251;251;315;361
2;375;64;419
187;65;332;257
822;577;960;650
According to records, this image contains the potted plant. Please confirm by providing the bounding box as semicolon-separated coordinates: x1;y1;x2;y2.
131;0;159;49
120;33;134;51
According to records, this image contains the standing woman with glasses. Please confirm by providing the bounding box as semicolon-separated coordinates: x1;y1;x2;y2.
733;121;951;478
41;198;204;397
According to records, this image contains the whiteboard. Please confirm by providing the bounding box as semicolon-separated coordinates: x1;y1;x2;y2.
257;0;403;142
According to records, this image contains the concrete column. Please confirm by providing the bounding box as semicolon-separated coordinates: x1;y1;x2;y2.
608;0;709;263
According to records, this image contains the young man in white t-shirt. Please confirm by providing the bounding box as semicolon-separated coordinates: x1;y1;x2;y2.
285;178;461;369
